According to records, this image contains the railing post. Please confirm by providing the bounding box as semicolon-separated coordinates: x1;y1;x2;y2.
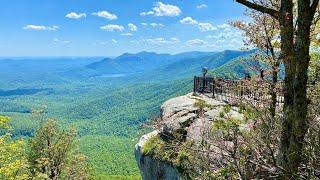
202;76;205;93
194;76;196;93
212;78;215;98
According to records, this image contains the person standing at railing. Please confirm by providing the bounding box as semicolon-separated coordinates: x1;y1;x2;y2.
260;69;264;80
202;67;208;93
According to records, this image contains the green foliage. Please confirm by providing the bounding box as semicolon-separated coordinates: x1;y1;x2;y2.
211;165;238;180
1;77;191;177
0;116;30;180
142;135;196;177
309;52;320;82
0;50;257;178
213;105;244;135
213;118;242;130
219;111;225;118
142;135;164;156
208;54;261;79
223;105;232;114
92;174;141;180
0;51;254;177
27;119;89;179
193;99;212;110
174;150;193;168
0;115;10;129
79;135;140;178
239;103;257;121
142;135;184;164
194;99;212;116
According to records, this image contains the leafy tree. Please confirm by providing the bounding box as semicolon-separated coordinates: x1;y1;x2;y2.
231;7;281;117
236;0;319;176
27;119;90;180
0;116;30;180
309;52;320;82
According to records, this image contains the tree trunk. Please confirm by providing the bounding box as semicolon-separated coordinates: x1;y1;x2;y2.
235;0;319;177
278;0;299;176
270;66;278;118
279;0;313;177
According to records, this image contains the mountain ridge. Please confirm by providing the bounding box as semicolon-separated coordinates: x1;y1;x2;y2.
83;50;256;78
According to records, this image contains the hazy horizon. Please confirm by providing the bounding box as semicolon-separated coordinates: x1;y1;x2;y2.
0;49;254;59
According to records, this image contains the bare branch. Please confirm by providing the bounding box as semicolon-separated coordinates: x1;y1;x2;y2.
236;0;279;18
310;0;319;18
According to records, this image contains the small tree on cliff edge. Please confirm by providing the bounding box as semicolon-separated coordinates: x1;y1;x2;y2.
235;0;319;177
231;9;281;117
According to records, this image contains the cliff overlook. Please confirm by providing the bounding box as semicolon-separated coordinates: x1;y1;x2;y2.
135;93;252;180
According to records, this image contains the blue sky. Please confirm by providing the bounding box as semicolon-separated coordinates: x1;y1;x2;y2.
0;0;247;56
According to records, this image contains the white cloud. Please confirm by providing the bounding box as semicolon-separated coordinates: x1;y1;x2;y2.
140;11;154;16
206;31;242;40
100;41;109;45
92;11;117;20
186;39;207;46
140;2;181;17
203;30;244;49
128;23;138;31
180;17;198;25
100;39;118;45
150;23;164;27
198;23;217;31
197;4;207;9
65;12;86;19
230;39;242;44
144;37;180;45
53;38;70;43
217;23;231;29
205;34;227;39
217;23;232;31
121;33;133;36
140;22;164;27
100;24;124;31
153;2;181;16
205;35;215;39
170;37;180;43
23;25;59;31
145;38;166;45
130;40;139;44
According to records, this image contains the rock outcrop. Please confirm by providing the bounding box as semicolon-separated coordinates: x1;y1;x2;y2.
134;130;182;180
135;93;245;180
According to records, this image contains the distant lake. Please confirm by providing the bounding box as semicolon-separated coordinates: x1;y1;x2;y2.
96;72;141;78
98;73;127;78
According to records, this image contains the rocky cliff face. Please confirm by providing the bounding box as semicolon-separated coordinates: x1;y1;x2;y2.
135;93;245;180
135;130;182;180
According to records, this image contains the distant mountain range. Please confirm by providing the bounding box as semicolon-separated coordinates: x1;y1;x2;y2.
0;49;259;84
81;49;257;79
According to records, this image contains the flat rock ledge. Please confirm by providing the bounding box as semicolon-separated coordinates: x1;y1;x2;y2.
135;93;245;180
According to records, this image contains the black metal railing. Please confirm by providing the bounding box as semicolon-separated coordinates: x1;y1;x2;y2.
194;76;286;107
194;76;214;94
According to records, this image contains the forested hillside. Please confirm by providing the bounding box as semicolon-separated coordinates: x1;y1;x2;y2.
0;50;254;178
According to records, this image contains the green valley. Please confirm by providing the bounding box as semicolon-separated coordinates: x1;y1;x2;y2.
0;50;254;178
